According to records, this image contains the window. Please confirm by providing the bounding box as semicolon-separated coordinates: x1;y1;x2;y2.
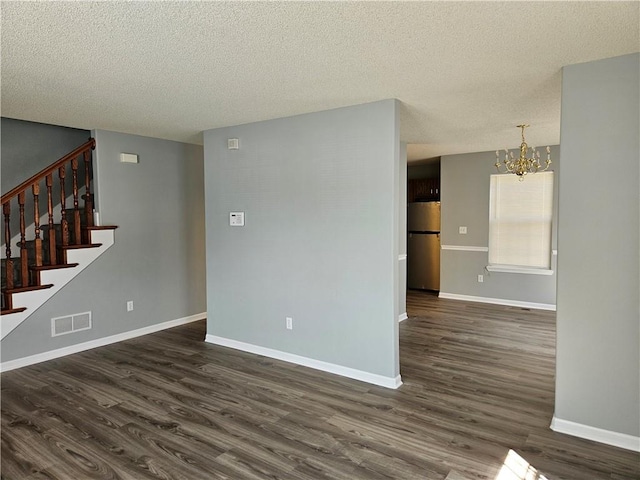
488;172;553;273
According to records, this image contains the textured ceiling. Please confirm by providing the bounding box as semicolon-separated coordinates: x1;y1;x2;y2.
1;2;638;162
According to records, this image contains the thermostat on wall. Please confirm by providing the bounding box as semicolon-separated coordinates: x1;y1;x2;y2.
229;212;245;226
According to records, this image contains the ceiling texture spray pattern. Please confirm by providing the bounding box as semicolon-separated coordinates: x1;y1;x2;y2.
2;1;638;161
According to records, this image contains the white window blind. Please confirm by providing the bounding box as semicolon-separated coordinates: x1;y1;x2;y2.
489;172;553;269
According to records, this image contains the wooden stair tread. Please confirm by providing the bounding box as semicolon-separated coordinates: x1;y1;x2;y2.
59;243;102;250
30;263;79;271
1;307;27;315
3;284;54;295
84;225;118;231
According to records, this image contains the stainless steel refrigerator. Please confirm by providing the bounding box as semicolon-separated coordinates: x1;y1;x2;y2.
407;201;440;291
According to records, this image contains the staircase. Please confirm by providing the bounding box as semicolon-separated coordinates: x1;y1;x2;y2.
1;139;117;339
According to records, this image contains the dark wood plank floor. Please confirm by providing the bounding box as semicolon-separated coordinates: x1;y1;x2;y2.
2;291;638;479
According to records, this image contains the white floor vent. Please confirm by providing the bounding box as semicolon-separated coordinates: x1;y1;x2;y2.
52;312;92;337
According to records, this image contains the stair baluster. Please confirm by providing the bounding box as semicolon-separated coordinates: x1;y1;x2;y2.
46;174;57;265
3;202;14;291
83;150;93;230
71;157;81;245
18;192;28;287
59;165;69;247
32;183;43;267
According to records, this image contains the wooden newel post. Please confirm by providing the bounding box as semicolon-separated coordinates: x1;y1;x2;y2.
59;165;69;247
18;191;28;286
71;157;81;245
46;174;57;265
32;183;43;267
3;202;14;291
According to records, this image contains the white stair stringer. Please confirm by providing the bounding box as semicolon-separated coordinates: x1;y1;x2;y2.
1;229;115;340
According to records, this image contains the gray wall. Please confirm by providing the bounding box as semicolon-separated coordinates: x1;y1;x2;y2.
398;142;407;318
1;117;90;193
555;53;639;436
1;130;206;361
439;147;559;306
203;100;401;379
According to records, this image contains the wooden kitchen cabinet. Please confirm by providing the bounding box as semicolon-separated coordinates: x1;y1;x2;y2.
408;178;440;202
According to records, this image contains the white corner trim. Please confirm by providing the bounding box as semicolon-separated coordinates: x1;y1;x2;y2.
441;245;489;252
551;416;640;452
0;312;206;373
398;254;407;261
486;265;554;276
398;312;408;322
205;334;402;389
438;292;556;311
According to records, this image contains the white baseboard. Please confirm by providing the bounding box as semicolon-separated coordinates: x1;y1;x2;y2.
398;312;408;322
438;292;556;311
0;312;206;373
205;334;402;390
551;416;640;452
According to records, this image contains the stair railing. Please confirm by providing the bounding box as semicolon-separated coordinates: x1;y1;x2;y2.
1;138;96;290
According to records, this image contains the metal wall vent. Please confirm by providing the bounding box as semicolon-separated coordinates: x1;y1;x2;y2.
51;311;92;337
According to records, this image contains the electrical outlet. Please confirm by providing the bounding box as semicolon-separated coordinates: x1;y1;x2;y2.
127;301;134;312
286;317;293;330
459;226;467;234
477;275;484;283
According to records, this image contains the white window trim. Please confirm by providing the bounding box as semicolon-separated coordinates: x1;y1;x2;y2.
485;250;556;275
486;265;554;275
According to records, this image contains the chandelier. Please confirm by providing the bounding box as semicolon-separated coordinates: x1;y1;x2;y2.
495;125;551;180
